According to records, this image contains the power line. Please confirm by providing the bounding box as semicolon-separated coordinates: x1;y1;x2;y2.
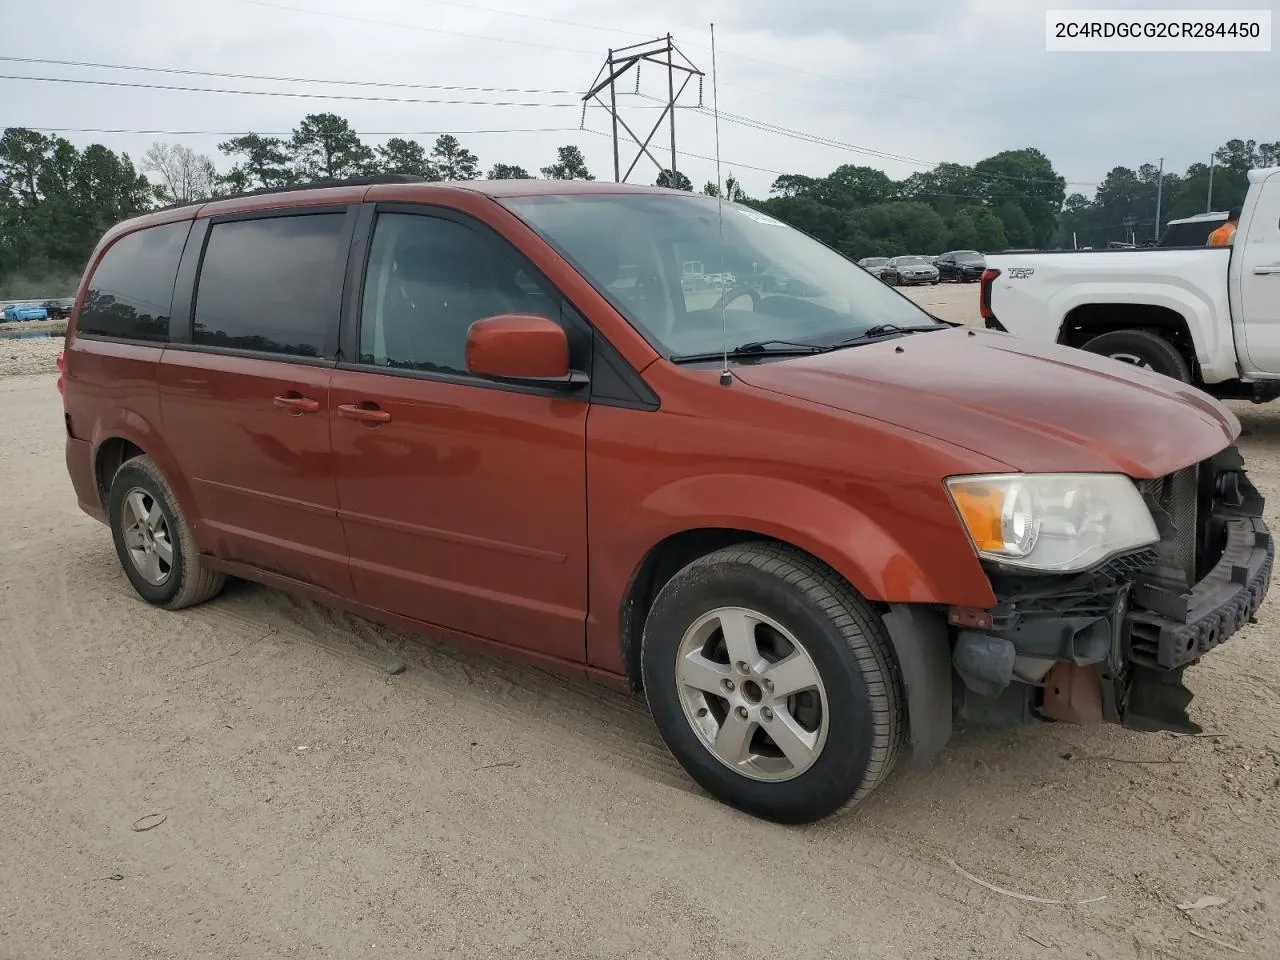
227;0;989;113
0;56;578;95
23;125;584;137
697;106;1098;188
579;127;784;177
0;74;579;107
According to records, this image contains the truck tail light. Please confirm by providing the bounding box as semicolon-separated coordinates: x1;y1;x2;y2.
56;351;66;396
979;269;1005;331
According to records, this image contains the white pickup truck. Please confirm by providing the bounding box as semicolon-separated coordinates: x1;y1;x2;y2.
981;166;1280;402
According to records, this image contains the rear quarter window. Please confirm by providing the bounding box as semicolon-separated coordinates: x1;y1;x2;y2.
192;213;347;357
78;221;193;341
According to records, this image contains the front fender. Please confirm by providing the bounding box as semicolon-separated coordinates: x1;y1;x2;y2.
639;473;995;607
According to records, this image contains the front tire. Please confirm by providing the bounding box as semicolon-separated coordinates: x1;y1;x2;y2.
108;455;226;609
1081;329;1191;382
640;543;905;824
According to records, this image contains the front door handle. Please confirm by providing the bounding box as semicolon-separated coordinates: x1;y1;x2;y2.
1253;265;1280;276
338;402;392;424
273;394;320;414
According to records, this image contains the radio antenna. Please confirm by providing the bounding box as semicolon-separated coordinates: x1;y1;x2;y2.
711;22;731;386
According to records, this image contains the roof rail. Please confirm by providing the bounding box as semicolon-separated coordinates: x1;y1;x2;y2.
153;173;429;214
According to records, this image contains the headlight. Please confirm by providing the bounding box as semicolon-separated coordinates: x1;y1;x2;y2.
945;473;1159;573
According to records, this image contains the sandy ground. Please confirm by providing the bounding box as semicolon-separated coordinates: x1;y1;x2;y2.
0;336;62;377
3;283;1279;959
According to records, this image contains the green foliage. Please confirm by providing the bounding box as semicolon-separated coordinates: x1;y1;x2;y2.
430;135;481;181
5;112;1275;298
655;169;693;191
377;138;437;180
488;163;532;180
216;133;292;190
996;201;1033;247
848;202;950;258
948;206;1008;251
541;145;593;181
1;128;151;284
815;164;895;208
289;113;376;180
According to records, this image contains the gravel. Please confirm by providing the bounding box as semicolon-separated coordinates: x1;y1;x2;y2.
0;336;63;377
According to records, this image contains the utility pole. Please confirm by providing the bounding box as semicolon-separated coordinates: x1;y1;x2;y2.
1207;153;1215;212
666;34;678;183
582;35;704;185
1153;157;1164;243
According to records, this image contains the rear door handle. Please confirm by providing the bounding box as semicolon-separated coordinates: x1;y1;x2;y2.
1254;265;1280;276
338;403;392;424
273;394;321;414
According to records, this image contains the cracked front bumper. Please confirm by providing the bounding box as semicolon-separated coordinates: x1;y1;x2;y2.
1128;515;1272;670
950;446;1272;733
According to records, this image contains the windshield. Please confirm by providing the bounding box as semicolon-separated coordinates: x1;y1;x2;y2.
895;257;929;266
860;257;888;266
955;251;984;262
502;193;942;358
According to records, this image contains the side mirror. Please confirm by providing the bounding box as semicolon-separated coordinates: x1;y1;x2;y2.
465;314;585;387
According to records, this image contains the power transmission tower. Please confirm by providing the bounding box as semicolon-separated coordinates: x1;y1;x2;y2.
582;35;704;185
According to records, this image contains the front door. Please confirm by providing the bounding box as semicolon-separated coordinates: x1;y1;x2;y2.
331;208;589;660
160;210;354;596
1236;170;1280;375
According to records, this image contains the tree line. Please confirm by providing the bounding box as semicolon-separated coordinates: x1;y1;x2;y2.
2;113;1277;296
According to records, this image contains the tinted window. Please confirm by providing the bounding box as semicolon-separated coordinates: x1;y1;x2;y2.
193;214;346;357
359;213;558;376
79;221;191;341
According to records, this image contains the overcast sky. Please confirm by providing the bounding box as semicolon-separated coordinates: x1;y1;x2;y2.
4;0;1277;197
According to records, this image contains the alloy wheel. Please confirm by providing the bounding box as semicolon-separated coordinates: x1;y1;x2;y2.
120;487;174;585
674;606;829;782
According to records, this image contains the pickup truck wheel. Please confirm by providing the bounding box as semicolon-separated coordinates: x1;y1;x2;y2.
1081;329;1191;382
107;455;226;609
640;543;905;824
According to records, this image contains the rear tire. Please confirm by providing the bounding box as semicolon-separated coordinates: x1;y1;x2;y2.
640;543;905;824
108;455;225;609
1081;329;1191;382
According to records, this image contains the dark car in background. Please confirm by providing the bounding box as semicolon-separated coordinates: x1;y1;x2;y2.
881;256;938;286
936;250;986;283
856;256;889;279
42;298;75;319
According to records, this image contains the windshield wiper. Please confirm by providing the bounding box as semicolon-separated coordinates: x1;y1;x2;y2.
829;323;944;348
670;339;827;364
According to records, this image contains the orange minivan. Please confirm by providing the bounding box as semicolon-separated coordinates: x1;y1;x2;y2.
62;176;1272;823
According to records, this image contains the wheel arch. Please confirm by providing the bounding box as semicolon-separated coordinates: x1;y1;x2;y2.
89;420;201;544
1056;301;1199;379
618;532;957;765
618;527;782;692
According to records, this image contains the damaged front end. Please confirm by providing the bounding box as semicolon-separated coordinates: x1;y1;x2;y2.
947;446;1272;734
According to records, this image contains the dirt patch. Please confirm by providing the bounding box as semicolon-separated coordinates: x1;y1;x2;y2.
2;348;1278;958
0;337;62;377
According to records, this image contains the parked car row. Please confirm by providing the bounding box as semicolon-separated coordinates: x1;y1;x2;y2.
0;298;73;322
856;251;987;286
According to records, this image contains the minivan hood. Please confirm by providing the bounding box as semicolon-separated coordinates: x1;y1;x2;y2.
733;327;1238;476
